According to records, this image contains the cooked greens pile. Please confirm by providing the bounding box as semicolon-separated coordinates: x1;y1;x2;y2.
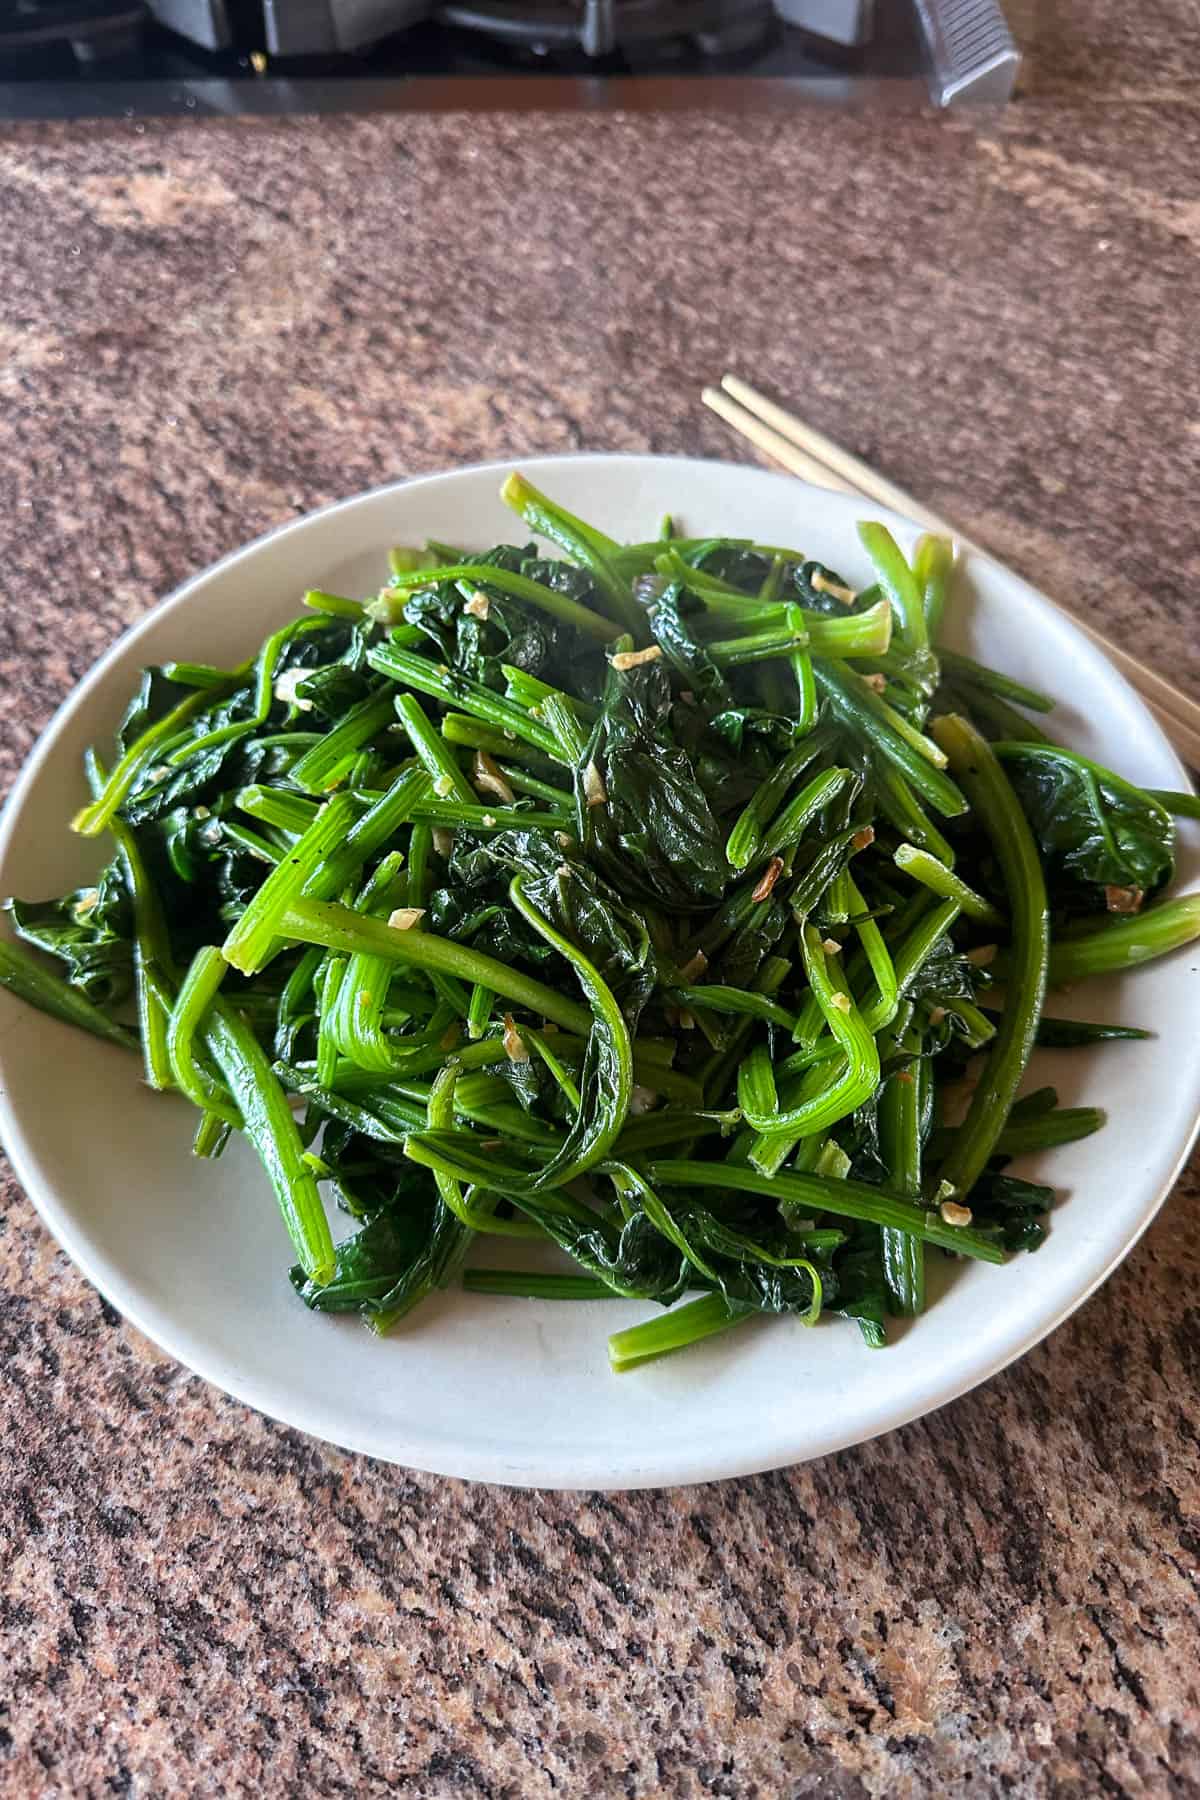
4;472;1199;1370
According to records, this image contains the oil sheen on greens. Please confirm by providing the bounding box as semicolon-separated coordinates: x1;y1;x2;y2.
4;472;1198;1374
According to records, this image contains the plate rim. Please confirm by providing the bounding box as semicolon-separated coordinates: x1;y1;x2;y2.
1;450;1197;1489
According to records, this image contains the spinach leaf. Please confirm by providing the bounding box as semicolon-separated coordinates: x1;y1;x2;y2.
434;830;659;1027
402;548;598;696
581;658;728;911
6;862;133;1005
647;584;733;713
826;1226;889;1346
996;743;1174;907
290;1171;468;1319
681;1203;828;1316
968;1171;1054;1253
789;561;875;618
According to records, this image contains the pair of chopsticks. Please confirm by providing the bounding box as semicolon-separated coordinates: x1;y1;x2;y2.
703;375;1200;772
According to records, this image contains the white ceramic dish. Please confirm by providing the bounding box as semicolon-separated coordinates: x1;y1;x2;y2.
1;454;1197;1490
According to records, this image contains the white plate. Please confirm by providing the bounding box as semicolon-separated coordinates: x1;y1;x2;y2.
1;454;1197;1490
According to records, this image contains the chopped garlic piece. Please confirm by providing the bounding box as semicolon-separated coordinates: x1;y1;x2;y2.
273;668;314;712
432;773;455;799
609;645;664;672
677;950;709;985
939;1201;973;1228
1105;884;1144;914
472;750;515;806
502;1013;530;1063
463;590;490;621
583;760;608;808
386;907;425;931
830;991;852;1014
752;857;785;903
811;571;857;606
851;827;875;853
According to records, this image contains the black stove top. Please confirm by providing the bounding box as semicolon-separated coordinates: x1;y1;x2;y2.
0;2;930;119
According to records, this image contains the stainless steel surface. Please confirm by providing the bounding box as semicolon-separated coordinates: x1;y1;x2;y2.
263;0;430;54
147;0;230;51
913;0;1020;105
773;0;874;48
0;0;935;117
435;0;773;54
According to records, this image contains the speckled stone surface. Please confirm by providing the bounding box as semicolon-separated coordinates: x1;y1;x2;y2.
2;10;1200;1794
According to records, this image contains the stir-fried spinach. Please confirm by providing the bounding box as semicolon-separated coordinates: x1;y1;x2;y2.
3;470;1195;1372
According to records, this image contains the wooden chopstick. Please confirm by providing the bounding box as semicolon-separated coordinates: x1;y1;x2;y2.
700;387;856;495
706;375;1200;773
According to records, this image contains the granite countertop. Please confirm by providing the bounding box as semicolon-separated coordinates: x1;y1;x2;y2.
2;7;1200;1792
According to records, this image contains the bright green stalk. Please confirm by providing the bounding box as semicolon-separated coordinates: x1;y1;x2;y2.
166;617;326;767
166;946;241;1127
844;872;899;1033
938;648;1054;713
765;767;852;856
724;728;837;870
394;692;476;804
303;589;366;619
872;761;958;865
1036;895;1200;986
523;1025;583;1110
467;983;493;1042
222;792;361;975
672;984;798;1034
858;522;928;648
288;691;396;795
371;556;625;643
417;800;563;835
425;1064;543;1238
1147;789;1200;821
646;1159;1005;1260
315;955;345;1088
705;624;810;668
275;896;593;1036
105;810;177;1091
736;926;879;1136
878;1026;925;1316
466;1270;611;1299
815;661;967;816
894;842;1005;927
931;714;1050;1199
439;713;562;770
205;998;336;1283
500;471;640;633
608;1296;754;1372
914;534;954;640
366;642;561;759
